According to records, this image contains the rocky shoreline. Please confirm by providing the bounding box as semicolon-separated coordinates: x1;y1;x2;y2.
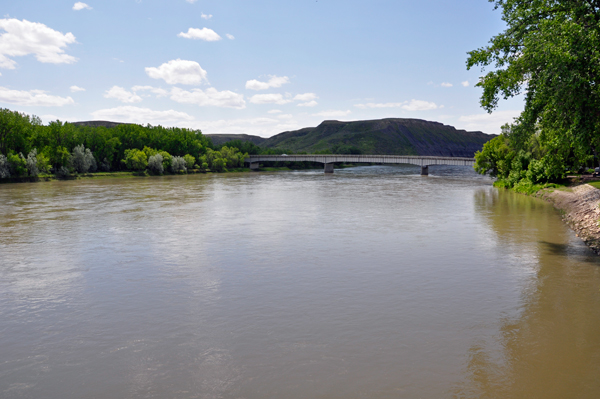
538;184;600;254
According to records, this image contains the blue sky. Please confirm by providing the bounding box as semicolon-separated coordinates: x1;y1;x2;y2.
1;0;523;136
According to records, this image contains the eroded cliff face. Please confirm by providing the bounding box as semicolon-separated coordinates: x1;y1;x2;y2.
541;185;600;254
261;118;495;156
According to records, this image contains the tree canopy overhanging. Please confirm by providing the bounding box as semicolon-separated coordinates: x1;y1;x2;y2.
469;0;600;189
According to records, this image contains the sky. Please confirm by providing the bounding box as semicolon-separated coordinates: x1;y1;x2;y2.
0;0;525;137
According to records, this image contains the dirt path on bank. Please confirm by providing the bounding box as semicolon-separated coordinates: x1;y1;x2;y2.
539;184;600;254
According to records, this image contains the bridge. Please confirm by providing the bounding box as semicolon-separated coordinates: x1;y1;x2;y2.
245;154;476;175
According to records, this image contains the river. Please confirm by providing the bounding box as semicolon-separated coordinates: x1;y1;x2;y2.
1;165;599;398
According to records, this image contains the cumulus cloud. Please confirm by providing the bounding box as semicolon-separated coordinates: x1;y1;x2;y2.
461;80;469;87
104;86;142;103
458;110;520;134
0;86;74;106
402;99;439;111
201;13;212;20
193;117;301;137
298;100;318;107
354;102;404;109
268;109;282;114
313;110;351;118
72;2;91;10
91;106;194;125
131;85;169;97
245;75;289;91
441;82;453;87
145;59;208;85
226;34;235;40
249;93;292;105
0;18;77;69
70;85;85;92
293;93;317;101
170;87;245;109
178;27;221;41
354;99;438;111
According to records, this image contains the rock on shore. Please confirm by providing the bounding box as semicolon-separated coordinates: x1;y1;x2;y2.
541;184;600;254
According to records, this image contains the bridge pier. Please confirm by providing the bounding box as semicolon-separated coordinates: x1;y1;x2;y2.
421;165;429;176
250;162;260;170
324;163;334;173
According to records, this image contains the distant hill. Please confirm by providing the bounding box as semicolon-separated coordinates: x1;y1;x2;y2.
71;121;131;128
205;134;266;146
261;118;495;157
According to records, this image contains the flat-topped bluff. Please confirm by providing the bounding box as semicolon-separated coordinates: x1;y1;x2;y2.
260;118;495;157
71;118;494;157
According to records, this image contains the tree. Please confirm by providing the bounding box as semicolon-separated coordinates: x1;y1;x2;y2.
121;149;148;171
467;0;600;176
70;144;96;173
148;153;164;174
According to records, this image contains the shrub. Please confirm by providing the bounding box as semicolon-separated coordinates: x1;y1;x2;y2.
171;156;187;173
26;149;39;177
121;149;148;171
183;154;195;169
55;166;71;178
0;154;10;178
70;144;96;173
148;153;164;174
7;152;26;177
99;158;111;172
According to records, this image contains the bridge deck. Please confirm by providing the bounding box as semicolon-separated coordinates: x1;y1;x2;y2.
245;154;475;167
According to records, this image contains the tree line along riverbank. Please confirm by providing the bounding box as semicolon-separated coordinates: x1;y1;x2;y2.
0;108;322;181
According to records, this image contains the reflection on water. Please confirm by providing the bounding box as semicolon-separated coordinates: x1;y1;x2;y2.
454;189;600;399
1;166;599;398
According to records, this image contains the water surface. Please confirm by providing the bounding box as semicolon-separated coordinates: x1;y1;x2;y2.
1;165;599;398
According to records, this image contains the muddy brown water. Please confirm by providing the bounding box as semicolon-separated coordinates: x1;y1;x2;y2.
1;165;599;398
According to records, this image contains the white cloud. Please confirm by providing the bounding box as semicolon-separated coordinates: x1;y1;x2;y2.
170;87;245;109
178;27;221;41
249;93;292;105
226;34;235;40
104;86;142;103
354;102;404;109
441;82;453;87
354;99;439;111
131;85;169;97
298;100;318;107
72;2;91;10
0;19;77;69
194;117;300;137
70;85;85;92
402;99;438;111
293;93;317;101
277;114;293;120
145;59;208;85
245;75;289;90
461;80;469;87
268;109;282;114
0;86;74;106
458;110;521;134
91;106;194;125
313;110;351;118
201;13;212;20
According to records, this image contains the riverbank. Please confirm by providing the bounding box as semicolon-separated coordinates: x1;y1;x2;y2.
536;184;600;254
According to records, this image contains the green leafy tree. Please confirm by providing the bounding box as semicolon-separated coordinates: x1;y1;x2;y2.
467;0;600;181
7;152;27;177
121;149;148;171
183;154;195;169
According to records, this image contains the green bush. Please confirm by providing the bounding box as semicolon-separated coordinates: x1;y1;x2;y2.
121;149;148;171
